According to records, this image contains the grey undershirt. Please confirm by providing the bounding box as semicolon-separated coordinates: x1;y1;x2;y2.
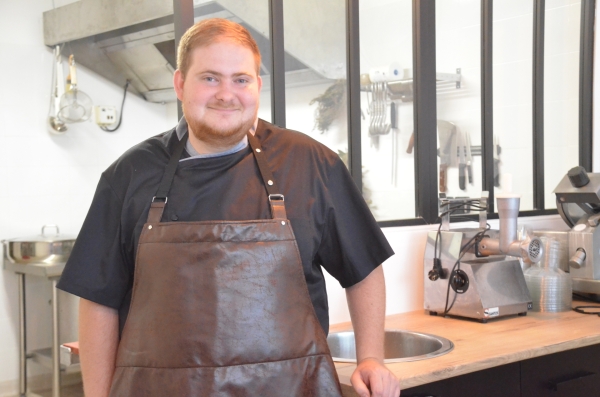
175;117;249;161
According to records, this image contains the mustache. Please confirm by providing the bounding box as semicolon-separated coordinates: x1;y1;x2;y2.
207;102;240;110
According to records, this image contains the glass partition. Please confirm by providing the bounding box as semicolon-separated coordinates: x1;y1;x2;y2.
436;0;482;215
543;0;581;209
359;0;415;221
493;0;534;209
282;0;348;155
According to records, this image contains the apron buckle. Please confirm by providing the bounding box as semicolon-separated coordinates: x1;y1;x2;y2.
268;194;284;202
152;196;168;204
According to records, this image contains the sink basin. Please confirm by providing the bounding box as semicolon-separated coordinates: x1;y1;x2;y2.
327;329;454;363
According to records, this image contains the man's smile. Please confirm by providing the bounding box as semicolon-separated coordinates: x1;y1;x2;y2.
210;107;239;111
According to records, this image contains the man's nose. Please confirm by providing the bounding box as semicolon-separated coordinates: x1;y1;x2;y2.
214;82;235;102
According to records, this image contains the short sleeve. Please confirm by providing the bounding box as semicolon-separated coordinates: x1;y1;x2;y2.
56;174;131;309
315;159;394;288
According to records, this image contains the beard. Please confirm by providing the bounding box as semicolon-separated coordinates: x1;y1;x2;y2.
183;102;257;149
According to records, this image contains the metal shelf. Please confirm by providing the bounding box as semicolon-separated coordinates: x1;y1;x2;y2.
4;251;79;397
361;69;462;102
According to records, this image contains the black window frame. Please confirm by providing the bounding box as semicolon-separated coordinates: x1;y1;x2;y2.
173;0;596;226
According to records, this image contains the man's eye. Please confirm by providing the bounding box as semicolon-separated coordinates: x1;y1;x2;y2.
236;78;249;84
204;76;217;82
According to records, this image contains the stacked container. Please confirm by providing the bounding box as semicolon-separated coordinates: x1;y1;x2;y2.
524;237;572;312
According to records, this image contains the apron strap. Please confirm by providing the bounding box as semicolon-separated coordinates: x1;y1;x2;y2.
148;133;188;223
247;132;288;220
148;129;288;223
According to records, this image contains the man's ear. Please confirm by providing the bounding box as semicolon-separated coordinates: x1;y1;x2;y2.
173;69;185;101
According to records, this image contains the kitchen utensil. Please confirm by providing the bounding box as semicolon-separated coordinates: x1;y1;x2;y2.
359;73;371;87
437;120;457;193
406;131;414;154
391;101;399;186
493;135;500;187
457;129;467;190
367;82;391;147
47;46;67;135
58;55;92;123
387;80;413;102
465;131;473;185
3;225;76;265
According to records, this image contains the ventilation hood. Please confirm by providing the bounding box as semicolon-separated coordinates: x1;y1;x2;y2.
43;0;344;103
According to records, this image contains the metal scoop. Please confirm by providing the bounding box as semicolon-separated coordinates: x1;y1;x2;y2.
58;55;92;123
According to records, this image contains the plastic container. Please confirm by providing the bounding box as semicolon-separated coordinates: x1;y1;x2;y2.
524;237;572;312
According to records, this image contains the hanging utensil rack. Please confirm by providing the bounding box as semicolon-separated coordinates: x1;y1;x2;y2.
361;69;462;102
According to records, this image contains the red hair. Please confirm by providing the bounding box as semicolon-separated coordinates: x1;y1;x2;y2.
177;18;261;77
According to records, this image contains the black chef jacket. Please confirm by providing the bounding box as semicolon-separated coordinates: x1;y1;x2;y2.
57;118;394;335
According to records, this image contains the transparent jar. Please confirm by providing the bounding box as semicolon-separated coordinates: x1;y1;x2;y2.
524;237;572;312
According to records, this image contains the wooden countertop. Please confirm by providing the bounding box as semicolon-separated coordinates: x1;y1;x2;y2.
330;301;600;396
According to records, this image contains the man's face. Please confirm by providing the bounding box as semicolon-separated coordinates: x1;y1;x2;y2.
174;39;262;148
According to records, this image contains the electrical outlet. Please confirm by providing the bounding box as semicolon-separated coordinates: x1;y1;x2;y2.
94;106;117;126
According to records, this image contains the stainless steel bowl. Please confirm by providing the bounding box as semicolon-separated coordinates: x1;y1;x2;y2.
327;329;454;363
3;225;76;265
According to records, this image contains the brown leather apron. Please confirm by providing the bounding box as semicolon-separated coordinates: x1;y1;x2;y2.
109;132;343;396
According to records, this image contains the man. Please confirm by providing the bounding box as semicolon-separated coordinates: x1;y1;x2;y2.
57;18;400;397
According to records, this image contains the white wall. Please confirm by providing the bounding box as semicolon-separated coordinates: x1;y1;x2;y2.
0;0;177;394
0;0;596;395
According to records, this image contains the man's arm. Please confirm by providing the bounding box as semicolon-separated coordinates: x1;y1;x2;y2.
79;298;120;397
345;266;401;397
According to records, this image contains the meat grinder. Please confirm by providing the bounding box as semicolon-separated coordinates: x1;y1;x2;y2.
423;193;543;322
554;167;600;296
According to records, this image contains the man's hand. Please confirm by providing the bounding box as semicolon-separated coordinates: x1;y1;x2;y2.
351;357;400;397
345;266;400;396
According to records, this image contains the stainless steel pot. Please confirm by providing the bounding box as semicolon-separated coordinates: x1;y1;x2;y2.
2;225;76;265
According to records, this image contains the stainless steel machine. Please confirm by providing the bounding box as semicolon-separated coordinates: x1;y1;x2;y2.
423;193;543;322
554;166;600;296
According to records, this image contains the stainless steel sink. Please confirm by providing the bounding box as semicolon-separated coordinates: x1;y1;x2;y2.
327;329;454;363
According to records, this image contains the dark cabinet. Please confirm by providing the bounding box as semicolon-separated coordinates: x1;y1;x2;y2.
401;362;520;397
401;344;600;397
520;344;600;397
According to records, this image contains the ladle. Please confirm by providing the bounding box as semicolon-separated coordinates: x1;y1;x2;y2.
47;46;67;134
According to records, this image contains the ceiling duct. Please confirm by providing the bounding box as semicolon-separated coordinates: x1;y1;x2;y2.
43;0;339;103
